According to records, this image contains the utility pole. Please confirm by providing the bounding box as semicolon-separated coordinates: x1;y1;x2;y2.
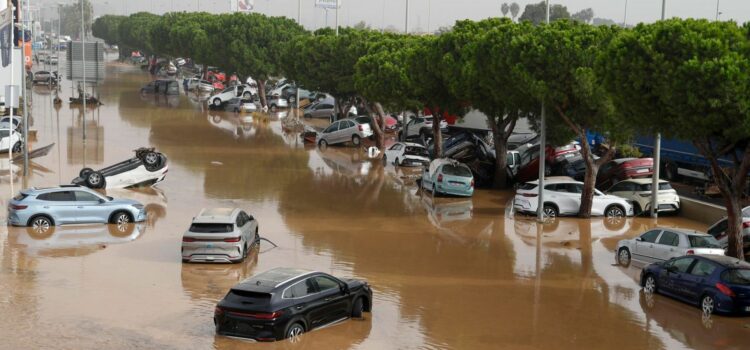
405;0;409;33
22;0;29;175
296;0;301;117
335;0;339;36
536;0;549;222
651;1;665;218
81;0;86;142
623;0;628;27
715;0;720;21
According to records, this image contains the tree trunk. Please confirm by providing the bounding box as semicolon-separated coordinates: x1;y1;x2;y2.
257;79;267;108
431;108;443;158
577;129;615;218
367;101;387;151
487;115;517;189
724;193;745;259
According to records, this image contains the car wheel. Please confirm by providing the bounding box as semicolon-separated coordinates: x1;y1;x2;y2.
243;92;251;99
212;98;221;107
110;211;133;225
28;216;54;237
79;167;94;179
12;141;22;153
632;202;643;216
108;220;135;237
319;139;328;148
352;298;364;318
643;274;657;294
617;248;631;267
352;135;361;146
285;322;305;340
143;152;161;167
701;294;715;314
85;171;105;189
288;95;296;104
605;205;625;218
542;204;558;219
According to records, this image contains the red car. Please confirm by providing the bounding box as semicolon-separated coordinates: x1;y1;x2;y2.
515;143;580;183
596;157;653;189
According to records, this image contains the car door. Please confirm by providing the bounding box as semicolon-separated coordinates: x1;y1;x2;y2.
385;143;402;162
74;191;109;224
633;229;662;263
658;257;697;299
311;275;350;325
652;230;680;262
340;120;355;142
321;122;339;143
38;191;78;224
682;259;718;303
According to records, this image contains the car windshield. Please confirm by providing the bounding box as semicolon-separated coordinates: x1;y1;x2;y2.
722;269;750;285
189;223;233;233
518;183;537;190
404;146;428;157
743;207;750;217
442;164;472;177
639;183;673;191
688;235;721;248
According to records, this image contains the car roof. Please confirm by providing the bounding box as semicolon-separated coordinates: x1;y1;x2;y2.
652;227;711;237
611;158;637;164
233;267;316;293
693;254;750;268
193;208;241;223
401;142;425;148
22;185;86;194
526;176;578;185
622;178;668;185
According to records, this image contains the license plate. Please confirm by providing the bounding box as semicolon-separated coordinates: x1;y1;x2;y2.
564;153;574;158
206;243;213;248
636;168;648;173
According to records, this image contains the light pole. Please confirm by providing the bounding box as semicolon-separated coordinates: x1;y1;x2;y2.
81;0;86;142
536;0;549;223
715;0;721;20
335;0;340;36
22;0;30;175
651;1;666;219
623;0;628;27
427;0;431;33
405;0;409;33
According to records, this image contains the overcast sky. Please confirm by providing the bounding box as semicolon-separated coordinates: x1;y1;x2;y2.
37;0;750;32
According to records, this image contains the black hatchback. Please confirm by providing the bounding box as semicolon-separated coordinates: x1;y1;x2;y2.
214;267;372;341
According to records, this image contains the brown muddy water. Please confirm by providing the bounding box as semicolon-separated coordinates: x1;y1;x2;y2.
1;59;749;350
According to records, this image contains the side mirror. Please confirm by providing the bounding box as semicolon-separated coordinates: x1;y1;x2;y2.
98;198;106;204
667;265;678;273
635;237;642;242
340;283;350;294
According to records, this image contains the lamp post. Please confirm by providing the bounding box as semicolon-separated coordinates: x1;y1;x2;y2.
715;0;721;20
22;0;30;175
405;0;409;33
536;0;550;223
651;0;666;219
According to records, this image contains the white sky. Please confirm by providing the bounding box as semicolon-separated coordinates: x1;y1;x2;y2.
36;1;750;32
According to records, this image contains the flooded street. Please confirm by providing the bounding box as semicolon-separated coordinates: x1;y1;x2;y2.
2;60;750;349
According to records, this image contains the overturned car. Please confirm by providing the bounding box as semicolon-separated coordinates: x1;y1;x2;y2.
72;148;168;189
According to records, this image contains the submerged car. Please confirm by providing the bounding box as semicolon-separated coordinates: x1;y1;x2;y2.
514;176;633;218
225;98;257;113
214;267;372;341
267;95;289;111
641;255;750;315
72;148;168;189
7;185;146;229
0;129;23;153
141;79;180;95
383;142;430;167
31;70;58;85
316;119;373;147
605;178;680;215
181;208;259;263
616;227;725;267
706;206;750;253
422;159;475;197
597;157;654;190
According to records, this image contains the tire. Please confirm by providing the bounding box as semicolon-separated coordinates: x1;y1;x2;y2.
110;211;133;225
318;139;328;148
288;95;296;104
143;152;161;167
29;215;53;230
284;322;305;340
617;248;631;267
79;167;94;179
86;171;105;189
633;202;643;216
605;205;626;218
542;204;558;219
352;298;364;318
701;294;715;315
212;98;221;107
352;135;361;146
643;274;657;294
27;217;55;238
12;141;22;153
243;92;251;99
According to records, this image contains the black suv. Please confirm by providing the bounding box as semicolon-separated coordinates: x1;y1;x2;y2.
214;267;372;341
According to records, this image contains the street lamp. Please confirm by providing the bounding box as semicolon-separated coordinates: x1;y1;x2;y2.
716;0;721;21
651;0;667;219
536;0;550;223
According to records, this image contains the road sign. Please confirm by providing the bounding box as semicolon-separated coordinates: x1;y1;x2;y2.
315;0;340;9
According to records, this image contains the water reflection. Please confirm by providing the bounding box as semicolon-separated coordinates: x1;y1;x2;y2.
7;223;146;258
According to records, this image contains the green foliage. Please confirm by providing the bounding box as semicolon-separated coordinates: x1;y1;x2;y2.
572;8;594;24
519;1;570;25
118;12;160;55
92;15;124;45
60;0;93;37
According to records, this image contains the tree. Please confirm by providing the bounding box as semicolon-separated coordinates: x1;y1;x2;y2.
592;18;617;26
600;19;750;259
60;0;93;37
501;3;509;17
572;8;594;24
510;2;520;21
118;12;160;55
511;20;624;216
518;1;570;25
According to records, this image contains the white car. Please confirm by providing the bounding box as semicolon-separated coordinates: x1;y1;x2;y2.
400;115;449;140
0;116;22;130
208;84;255;107
181;208;259;263
514;176;633;218
615;227;725;266
0;129;23;153
185;77;214;93
707;206;750;252
72;148;168;189
605;178;680;215
383;142;430;167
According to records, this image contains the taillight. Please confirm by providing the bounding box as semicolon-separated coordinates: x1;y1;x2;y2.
470;179;474;188
10;204;27;210
224;237;241;243
686;250;694;255
742;222;750;229
358;124;363;131
521;193;538;197
227;310;284;319
438;174;443;183
182;237;196;242
214;307;224;316
716;282;736;297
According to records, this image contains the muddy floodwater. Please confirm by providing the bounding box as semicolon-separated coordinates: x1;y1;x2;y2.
2;60;750;350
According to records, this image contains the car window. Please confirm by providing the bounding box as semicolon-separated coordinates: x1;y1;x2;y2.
667;257;695;273
707;219;728;238
688;235;721;248
236;215;244;227
690;260;717;277
189;223;233;233
442;164;472;177
314;276;340;292
609;182;629;192
721;269;750;285
283;278;318;298
657;231;680;246
75;191;101;202
40;191;76;201
567;184;584;194
640;230;662;243
389;144;402;151
743;207;750;217
323;123;339;133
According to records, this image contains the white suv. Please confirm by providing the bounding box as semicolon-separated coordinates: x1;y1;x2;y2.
605;178;680;215
208;84;255;107
181;208;259;263
514;176;633;218
400;116;448;140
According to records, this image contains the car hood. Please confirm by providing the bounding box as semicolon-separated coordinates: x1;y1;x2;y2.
109;198;141;206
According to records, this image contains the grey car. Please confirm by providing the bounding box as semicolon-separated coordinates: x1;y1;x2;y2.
304;101;336;119
316;119;373;147
7;186;147;231
181;208;259;263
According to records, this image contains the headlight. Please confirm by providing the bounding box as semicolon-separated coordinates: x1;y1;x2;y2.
132;204;144;210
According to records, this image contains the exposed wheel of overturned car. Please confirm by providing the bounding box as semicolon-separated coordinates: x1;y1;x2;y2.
85;171;106;189
79;167;94;179
142;152;162;171
12;141;22;153
213;98;222;107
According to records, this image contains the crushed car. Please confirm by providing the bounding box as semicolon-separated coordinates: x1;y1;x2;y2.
72;148;168;189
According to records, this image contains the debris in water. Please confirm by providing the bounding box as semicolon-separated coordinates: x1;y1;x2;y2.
211;161;223;166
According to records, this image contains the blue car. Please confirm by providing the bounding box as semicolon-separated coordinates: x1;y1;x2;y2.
640;254;750;315
421;159;474;197
7;186;146;231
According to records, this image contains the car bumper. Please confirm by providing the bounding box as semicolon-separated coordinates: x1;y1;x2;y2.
436;184;474;197
182;243;243;263
513;198;536;214
400;157;429;167
715;296;750;315
215;314;285;341
7;211;27;226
